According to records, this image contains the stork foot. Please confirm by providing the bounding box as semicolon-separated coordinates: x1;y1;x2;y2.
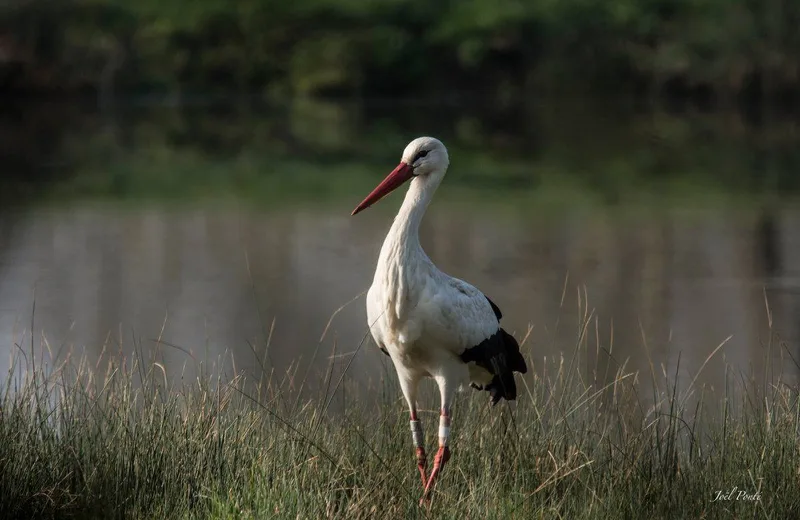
420;445;450;503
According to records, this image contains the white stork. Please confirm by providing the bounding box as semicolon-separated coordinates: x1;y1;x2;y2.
351;136;528;502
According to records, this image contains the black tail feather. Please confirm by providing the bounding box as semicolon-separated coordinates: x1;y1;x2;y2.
460;327;528;405
501;328;527;374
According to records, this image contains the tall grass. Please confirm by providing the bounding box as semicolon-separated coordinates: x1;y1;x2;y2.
1;299;799;519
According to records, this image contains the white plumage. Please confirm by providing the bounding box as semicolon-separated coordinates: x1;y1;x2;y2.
352;136;527;503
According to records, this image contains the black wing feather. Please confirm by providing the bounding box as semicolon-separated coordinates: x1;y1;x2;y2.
484;294;502;321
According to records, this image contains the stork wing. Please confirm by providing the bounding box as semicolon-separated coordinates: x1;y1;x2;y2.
423;278;527;405
417;277;502;352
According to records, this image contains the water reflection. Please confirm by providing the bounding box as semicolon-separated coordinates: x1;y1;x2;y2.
2;99;800;407
1;203;798;402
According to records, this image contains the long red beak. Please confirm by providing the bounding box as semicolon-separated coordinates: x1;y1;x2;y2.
351;162;414;215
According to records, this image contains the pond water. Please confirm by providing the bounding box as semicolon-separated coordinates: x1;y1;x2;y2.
1;98;799;406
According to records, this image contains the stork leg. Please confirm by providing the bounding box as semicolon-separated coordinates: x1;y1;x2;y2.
398;373;427;489
410;410;428;487
420;407;451;503
421;371;458;504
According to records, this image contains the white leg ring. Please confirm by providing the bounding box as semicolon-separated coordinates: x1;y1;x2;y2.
438;416;450;446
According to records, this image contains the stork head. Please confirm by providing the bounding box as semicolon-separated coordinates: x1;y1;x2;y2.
351;136;449;215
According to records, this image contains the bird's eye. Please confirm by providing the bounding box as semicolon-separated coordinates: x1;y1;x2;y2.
413;150;429;162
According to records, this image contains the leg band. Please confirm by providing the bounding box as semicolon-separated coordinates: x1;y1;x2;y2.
438;416;450;446
410;420;424;447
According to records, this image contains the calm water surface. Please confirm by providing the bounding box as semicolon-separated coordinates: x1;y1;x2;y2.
1;100;799;404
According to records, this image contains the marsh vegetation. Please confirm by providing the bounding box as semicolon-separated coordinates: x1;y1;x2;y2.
1;296;798;519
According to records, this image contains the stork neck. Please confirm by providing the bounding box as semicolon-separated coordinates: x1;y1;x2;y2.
374;171;445;319
386;175;441;253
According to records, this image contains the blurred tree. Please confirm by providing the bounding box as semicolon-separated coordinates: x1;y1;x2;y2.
0;0;799;103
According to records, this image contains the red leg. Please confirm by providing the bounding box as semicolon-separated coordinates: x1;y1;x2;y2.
420;409;451;503
410;411;427;488
416;446;428;487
